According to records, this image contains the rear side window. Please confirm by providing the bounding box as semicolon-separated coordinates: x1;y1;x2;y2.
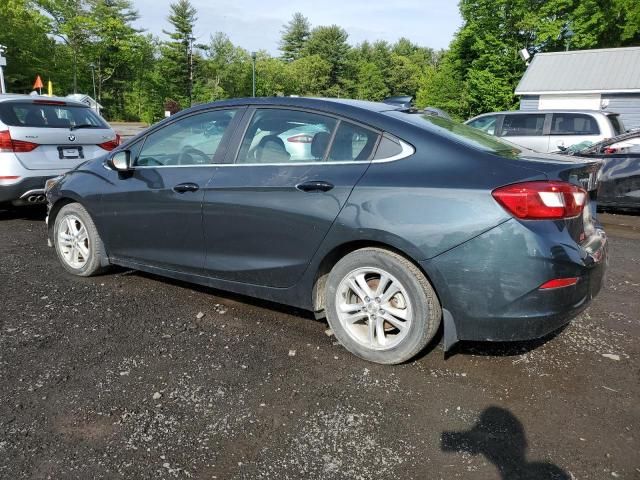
327;121;378;162
0;102;109;129
374;136;403;159
550;113;600;135
607;115;624;136
500;114;545;137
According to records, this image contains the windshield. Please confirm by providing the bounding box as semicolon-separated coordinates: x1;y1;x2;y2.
0;102;109;129
387;111;522;158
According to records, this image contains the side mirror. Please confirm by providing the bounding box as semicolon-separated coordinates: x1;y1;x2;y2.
109;150;131;171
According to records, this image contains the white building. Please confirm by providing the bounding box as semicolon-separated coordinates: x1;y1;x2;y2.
516;47;640;130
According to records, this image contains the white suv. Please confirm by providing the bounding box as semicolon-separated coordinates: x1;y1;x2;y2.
0;94;119;206
465;110;625;153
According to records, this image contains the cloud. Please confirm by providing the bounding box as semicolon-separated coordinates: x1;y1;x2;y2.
132;0;461;52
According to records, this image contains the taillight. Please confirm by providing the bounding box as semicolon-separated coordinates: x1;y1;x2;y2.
539;277;579;289
98;134;121;151
492;181;587;220
287;134;314;143
0;130;39;153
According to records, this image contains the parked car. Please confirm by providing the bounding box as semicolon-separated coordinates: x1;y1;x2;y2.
0;94;119;206
45;97;607;364
465;110;625;153
560;129;640;211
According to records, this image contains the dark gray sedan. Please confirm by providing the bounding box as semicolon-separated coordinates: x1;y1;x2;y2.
45;97;608;364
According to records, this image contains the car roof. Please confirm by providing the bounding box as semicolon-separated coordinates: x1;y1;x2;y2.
188;96;403;115
0;94;89;108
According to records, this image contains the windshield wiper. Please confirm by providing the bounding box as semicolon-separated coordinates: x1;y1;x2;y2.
70;124;97;131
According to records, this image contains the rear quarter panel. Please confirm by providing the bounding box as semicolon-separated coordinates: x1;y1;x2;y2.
323;127;549;262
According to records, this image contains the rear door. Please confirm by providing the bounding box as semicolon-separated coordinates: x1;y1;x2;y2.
549;113;603;152
498;113;550;152
201;107;379;287
0;100;116;170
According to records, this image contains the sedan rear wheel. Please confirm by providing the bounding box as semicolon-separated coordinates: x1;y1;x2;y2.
54;203;109;277
326;248;441;364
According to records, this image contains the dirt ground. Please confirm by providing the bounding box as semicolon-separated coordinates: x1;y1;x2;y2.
0;207;638;479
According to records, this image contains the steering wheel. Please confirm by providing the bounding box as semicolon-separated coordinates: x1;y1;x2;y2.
178;146;210;165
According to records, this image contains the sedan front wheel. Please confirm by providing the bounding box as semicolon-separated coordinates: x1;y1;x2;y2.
53;203;109;277
326;248;441;364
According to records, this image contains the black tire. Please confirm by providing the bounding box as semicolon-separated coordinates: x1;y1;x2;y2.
325;248;441;364
53;203;109;277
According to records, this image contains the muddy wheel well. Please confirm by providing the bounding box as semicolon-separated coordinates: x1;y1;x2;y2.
47;198;76;242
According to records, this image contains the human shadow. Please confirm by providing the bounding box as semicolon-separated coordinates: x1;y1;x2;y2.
441;406;570;479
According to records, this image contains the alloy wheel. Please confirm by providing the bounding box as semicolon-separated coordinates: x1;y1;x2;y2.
335;267;413;350
57;214;91;269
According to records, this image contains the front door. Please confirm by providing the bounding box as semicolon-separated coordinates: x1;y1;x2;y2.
100;108;241;274
202;108;380;288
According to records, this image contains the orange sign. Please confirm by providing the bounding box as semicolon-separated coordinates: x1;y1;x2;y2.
33;75;44;90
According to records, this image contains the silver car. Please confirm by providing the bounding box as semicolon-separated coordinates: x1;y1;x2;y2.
465;110;625;153
0;94;118;206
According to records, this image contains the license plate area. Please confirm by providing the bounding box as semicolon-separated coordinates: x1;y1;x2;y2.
57;146;84;159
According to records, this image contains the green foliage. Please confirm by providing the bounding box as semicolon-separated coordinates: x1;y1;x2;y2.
418;0;640;119
161;0;198;107
303;25;351;91
280;12;310;62
3;0;638;123
0;0;57;92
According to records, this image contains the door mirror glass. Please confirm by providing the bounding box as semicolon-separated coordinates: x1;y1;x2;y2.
110;150;131;171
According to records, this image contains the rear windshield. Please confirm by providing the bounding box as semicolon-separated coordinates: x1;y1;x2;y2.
388;111;521;158
0;102;109;129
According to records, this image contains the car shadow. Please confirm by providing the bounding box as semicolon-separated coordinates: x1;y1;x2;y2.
127;270;319;322
122;269;569;359
441;406;571;479
444;326;568;358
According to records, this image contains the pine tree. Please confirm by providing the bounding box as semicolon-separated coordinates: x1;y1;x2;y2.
161;0;197;106
279;12;311;62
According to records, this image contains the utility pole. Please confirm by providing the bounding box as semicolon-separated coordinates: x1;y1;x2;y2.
251;51;257;97
0;45;7;94
89;63;97;105
189;36;195;107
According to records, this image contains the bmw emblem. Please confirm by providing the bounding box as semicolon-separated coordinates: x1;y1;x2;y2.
68;134;76;142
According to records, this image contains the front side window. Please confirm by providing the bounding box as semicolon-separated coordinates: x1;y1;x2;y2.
500;114;546;137
468;115;497;135
236;109;338;164
327;121;379;162
550;113;600;135
135;109;236;167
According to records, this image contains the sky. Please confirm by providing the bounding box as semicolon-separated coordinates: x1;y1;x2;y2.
131;0;462;53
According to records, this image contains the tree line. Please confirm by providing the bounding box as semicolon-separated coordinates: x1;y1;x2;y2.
1;0;638;123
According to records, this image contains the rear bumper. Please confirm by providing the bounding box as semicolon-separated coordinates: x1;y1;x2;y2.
423;219;608;343
0;176;55;204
